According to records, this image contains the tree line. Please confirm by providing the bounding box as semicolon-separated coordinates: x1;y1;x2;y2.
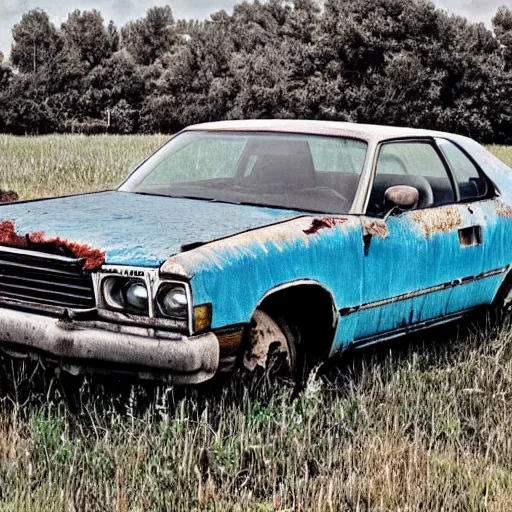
0;0;511;143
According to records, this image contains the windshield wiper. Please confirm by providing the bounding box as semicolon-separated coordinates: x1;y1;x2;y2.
236;200;324;214
133;192;216;202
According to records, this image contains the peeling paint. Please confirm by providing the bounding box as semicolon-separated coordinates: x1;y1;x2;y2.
362;218;389;239
494;200;512;218
162;215;361;331
0;221;105;270
412;207;462;237
162;216;360;276
303;217;348;235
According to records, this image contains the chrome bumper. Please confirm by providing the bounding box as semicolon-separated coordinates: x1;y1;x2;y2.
0;308;220;384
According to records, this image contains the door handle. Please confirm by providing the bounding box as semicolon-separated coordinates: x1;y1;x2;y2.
458;226;482;247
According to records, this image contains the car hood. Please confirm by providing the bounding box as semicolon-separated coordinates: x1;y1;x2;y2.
0;191;304;267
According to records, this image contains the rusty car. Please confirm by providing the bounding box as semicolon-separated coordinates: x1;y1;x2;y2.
0;120;511;384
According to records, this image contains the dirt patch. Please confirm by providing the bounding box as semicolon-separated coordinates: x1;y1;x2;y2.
362;218;389;239
0;221;105;270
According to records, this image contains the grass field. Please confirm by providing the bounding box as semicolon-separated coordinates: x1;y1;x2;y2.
0;135;511;510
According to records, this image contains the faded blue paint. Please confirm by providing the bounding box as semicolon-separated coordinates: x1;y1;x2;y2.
164;216;364;330
350;200;512;342
0;191;305;267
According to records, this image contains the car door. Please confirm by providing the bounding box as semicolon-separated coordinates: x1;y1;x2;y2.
346;138;499;344
434;138;509;316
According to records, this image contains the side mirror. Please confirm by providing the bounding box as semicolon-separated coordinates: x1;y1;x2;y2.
384;185;419;214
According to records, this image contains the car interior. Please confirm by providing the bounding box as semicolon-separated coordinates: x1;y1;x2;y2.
234;138;362;207
366;153;454;216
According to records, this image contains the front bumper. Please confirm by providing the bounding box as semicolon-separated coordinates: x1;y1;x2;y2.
0;308;220;384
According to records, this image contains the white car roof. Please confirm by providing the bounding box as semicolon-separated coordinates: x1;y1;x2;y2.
184;119;461;143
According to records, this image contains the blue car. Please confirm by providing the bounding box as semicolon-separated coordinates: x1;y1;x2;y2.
0;120;511;384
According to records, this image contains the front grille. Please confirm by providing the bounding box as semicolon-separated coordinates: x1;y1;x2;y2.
0;247;96;310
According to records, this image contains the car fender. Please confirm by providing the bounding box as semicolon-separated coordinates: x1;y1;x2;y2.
161;215;364;331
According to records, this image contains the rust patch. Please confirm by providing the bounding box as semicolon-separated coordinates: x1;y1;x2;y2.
494;200;512;218
0;221;105;270
362;218;389;256
303;218;348;235
412;207;462;237
0;190;19;203
244;310;290;372
362;218;389;239
217;329;244;357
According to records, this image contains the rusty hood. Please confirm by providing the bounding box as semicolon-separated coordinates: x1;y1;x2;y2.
0;191;305;267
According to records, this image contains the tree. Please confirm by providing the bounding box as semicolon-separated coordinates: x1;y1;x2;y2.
0;0;511;141
0;61;12;132
61;10;113;68
81;50;145;124
10;9;61;73
0;62;12;90
310;0;509;141
121;6;176;65
107;20;120;54
493;6;512;69
0;73;56;134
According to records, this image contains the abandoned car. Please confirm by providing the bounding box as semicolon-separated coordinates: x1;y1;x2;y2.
0;120;511;383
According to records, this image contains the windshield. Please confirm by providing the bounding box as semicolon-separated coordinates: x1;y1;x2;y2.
120;131;368;214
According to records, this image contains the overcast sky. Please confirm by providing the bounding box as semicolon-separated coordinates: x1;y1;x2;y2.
0;0;508;56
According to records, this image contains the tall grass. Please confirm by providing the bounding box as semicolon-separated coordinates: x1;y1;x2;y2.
0;135;168;199
0;136;510;201
0;136;510;510
487;145;512;168
0;323;511;510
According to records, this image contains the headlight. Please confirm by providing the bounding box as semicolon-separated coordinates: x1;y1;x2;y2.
102;277;149;315
156;285;188;318
125;281;149;312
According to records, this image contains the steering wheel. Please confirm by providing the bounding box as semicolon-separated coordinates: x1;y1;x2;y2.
299;186;348;204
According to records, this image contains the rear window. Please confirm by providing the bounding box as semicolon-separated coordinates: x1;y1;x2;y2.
436;139;488;201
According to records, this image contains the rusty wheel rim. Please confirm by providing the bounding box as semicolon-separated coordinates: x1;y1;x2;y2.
243;309;295;375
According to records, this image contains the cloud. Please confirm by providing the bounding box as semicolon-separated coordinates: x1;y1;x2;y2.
0;0;505;57
434;0;502;24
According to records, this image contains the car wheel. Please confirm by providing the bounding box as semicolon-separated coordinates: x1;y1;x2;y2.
243;309;298;379
491;276;512;321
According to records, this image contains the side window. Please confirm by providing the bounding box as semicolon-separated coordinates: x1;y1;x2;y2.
367;142;455;217
436;139;489;201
